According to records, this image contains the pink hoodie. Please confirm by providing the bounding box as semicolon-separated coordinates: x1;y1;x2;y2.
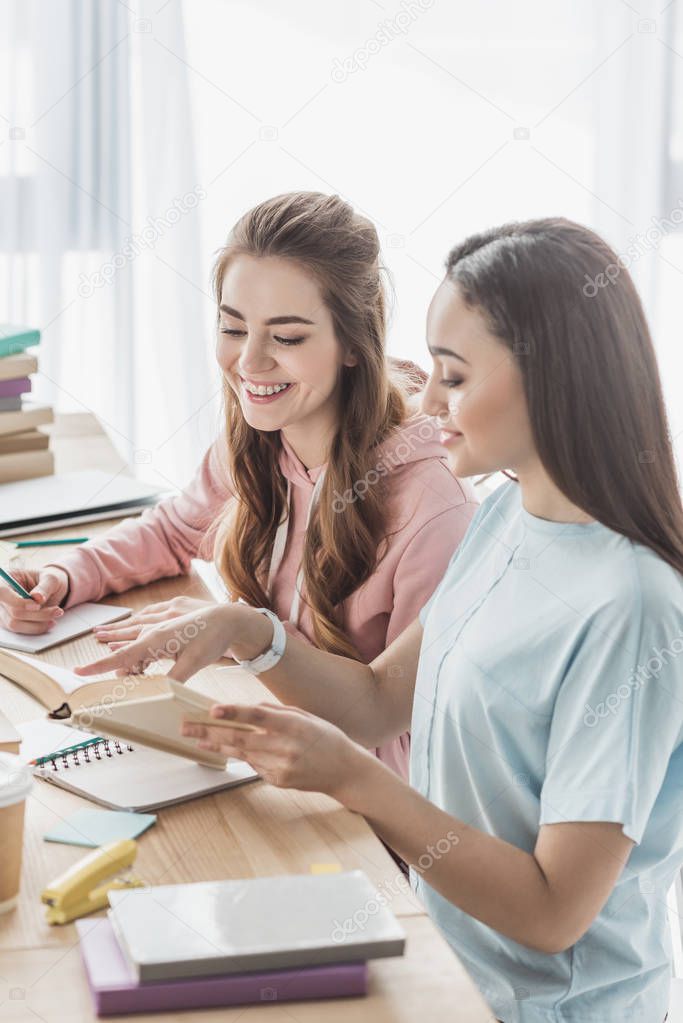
51;414;478;777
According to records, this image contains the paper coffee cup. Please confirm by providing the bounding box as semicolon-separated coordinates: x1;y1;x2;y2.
0;752;32;914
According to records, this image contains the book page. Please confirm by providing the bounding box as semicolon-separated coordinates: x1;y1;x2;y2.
0;649;93;695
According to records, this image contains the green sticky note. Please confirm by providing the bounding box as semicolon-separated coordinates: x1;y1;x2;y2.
43;808;157;847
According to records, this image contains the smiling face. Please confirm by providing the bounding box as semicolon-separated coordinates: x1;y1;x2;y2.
421;278;536;477
217;254;356;464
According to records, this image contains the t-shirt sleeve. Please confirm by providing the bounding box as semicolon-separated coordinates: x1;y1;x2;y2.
539;561;683;844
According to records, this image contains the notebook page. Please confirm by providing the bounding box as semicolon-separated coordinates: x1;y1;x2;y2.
0;602;131;655
17;718;97;761
17;718;257;811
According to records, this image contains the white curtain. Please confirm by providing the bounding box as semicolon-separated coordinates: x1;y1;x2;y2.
2;1;681;481
592;0;678;325
181;0;682;468
0;0;216;489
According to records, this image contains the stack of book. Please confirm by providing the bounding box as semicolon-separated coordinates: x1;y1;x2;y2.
76;871;406;1015
0;324;54;484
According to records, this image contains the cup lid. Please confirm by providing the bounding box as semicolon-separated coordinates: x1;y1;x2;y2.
0;752;32;808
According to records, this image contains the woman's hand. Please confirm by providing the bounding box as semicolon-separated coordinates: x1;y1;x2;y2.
93;596;215;645
181;701;375;803
74;602;268;679
0;567;69;634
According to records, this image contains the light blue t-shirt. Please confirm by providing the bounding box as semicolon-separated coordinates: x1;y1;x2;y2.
412;481;683;1023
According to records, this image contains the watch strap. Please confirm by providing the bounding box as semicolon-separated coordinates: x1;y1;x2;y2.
235;607;286;674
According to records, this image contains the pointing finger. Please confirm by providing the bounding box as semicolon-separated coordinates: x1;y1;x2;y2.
74;643;152;676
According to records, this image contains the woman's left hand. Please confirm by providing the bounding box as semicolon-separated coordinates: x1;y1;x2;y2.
181;701;374;802
74;603;237;678
93;596;215;645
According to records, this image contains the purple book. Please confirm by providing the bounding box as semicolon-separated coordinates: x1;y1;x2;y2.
0;376;31;398
76;918;368;1016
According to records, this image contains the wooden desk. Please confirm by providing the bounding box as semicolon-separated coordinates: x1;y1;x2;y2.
0;415;493;1022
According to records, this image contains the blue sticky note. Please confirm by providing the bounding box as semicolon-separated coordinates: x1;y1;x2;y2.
43;808;157;847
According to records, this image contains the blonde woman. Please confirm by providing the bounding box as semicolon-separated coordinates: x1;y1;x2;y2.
9;192;477;776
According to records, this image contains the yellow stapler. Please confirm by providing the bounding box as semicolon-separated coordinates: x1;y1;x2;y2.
41;838;145;925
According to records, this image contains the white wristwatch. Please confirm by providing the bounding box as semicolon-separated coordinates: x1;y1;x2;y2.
234;607;287;674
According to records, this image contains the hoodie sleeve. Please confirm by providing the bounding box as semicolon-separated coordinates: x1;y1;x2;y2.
48;437;234;608
385;500;479;646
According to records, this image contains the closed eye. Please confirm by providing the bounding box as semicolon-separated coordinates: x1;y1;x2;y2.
219;329;305;346
273;335;305;346
442;378;464;388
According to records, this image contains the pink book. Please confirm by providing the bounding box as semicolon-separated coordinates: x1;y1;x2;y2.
76;918;368;1015
0;376;31;398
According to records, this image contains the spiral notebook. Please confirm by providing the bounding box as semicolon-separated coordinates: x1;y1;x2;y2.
17;718;258;812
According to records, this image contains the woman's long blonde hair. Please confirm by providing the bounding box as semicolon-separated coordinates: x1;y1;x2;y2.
212;192;414;657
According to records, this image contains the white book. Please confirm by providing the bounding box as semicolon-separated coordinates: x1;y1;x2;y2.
108;871;406;981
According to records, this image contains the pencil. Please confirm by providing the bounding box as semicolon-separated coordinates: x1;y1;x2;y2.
13;538;89;548
0;565;34;600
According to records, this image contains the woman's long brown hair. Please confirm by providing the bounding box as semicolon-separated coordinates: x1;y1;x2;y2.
446;217;683;574
212;192;415;656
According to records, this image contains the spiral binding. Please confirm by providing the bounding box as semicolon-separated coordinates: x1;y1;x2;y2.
39;738;135;773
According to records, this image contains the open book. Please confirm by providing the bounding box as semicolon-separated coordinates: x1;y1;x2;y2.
70;676;259;769
0;648;169;717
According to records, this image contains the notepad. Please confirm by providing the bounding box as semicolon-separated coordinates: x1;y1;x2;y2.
44;808;157;847
0;602;131;654
17;717;258;812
